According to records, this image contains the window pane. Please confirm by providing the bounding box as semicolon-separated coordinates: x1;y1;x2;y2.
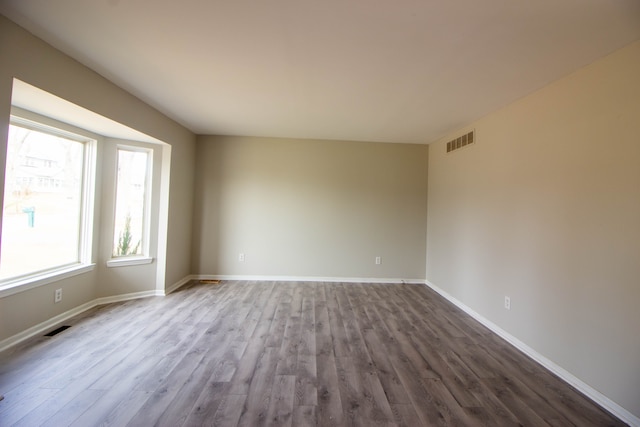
113;149;148;257
1;124;84;280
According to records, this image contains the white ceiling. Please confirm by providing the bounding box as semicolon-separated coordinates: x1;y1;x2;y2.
1;1;639;144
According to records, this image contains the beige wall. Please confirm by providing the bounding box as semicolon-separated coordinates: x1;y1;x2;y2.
426;41;640;417
0;16;196;342
193;136;428;280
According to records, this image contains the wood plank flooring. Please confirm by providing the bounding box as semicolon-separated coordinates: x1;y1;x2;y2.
0;280;626;426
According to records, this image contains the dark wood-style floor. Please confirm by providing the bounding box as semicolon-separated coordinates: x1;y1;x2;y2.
0;280;625;426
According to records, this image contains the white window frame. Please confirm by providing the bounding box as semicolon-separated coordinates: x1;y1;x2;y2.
0;114;97;297
106;145;153;268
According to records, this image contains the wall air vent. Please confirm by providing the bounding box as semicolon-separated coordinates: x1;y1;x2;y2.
446;130;475;153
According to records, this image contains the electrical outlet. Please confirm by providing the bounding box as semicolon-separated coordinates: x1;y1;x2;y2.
54;289;62;303
375;256;381;265
238;253;245;262
504;296;511;310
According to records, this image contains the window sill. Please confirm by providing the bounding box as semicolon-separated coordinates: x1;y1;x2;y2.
106;257;154;268
0;263;96;298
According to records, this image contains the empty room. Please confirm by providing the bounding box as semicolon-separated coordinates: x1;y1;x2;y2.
0;1;639;426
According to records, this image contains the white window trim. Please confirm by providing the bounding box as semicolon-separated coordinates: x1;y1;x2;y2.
110;145;153;261
0;111;98;295
106;256;154;268
0;263;96;298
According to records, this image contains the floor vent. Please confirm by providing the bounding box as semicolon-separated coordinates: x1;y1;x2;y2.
44;326;71;337
446;130;475;153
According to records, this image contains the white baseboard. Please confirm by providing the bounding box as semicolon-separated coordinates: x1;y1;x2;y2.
194;274;424;285
93;290;163;305
0;300;97;353
166;275;197;294
424;280;640;427
0;281;186;354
